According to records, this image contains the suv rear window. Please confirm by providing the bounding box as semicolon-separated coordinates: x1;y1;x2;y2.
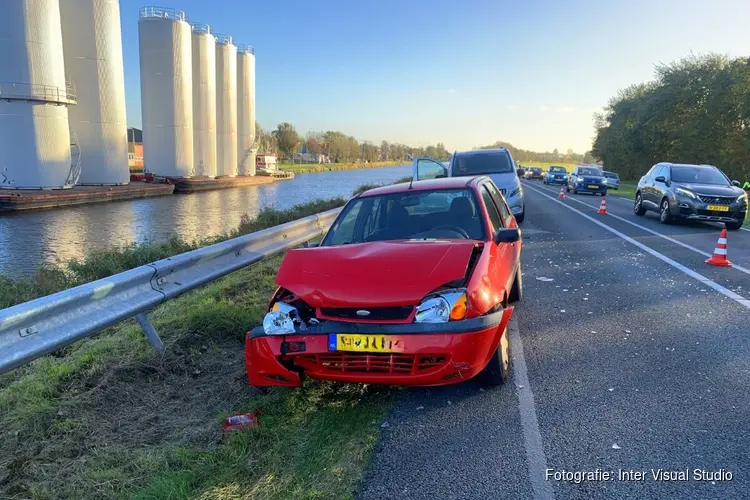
453;152;513;176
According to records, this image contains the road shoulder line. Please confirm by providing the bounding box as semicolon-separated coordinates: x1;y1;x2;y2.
509;318;556;500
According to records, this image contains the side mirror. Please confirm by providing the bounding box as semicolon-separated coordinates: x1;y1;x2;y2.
301;241;320;248
654;176;666;183
732;180;741;187
493;227;521;244
517;168;525;177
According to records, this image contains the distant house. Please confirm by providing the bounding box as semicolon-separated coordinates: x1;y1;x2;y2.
293;144;330;164
127;128;144;169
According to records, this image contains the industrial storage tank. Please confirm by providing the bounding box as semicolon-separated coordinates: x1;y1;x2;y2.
0;0;76;189
190;23;217;177
215;34;237;177
60;0;130;186
236;45;256;176
138;7;194;178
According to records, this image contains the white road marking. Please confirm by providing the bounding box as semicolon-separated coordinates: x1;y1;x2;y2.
523;183;750;310
524;181;750;277
508;318;556;500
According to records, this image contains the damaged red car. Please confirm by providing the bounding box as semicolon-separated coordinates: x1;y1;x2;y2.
245;176;523;388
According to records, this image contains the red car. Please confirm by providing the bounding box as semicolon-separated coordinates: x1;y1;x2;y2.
245;176;523;388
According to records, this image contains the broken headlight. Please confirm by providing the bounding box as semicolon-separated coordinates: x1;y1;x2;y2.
263;302;307;335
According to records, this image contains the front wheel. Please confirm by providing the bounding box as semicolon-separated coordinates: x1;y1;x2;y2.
479;327;510;387
659;198;673;224
634;193;647;216
726;220;743;231
566;184;571;193
515;209;525;224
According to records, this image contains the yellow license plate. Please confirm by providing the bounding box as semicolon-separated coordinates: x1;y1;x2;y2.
329;334;404;353
587;185;599;189
707;205;729;212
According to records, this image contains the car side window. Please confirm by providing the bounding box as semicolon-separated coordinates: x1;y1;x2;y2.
480;186;504;231
655;165;666;179
646;165;658;177
484;182;512;223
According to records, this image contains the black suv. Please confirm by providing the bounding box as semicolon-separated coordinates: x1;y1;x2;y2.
634;163;748;230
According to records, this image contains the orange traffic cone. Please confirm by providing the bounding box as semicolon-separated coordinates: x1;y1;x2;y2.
597;195;607;215
558;185;565;199
705;229;732;267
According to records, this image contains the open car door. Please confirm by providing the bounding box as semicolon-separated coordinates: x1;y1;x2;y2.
412;157;449;181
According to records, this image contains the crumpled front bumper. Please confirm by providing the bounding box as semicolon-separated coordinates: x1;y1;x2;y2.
244;307;514;388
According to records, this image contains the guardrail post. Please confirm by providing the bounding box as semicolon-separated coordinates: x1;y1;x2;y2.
135;312;165;354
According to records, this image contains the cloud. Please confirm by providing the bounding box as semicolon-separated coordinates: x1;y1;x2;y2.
556;106;575;113
539;105;549;112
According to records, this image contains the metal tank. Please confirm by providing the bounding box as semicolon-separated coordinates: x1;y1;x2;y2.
190;23;217;177
236;45;256;176
215;34;237;177
0;0;76;190
60;0;129;186
138;7;194;178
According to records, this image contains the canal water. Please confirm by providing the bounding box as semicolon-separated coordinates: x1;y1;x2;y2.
0;165;412;277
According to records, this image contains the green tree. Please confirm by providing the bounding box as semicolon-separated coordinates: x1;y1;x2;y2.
273;122;300;160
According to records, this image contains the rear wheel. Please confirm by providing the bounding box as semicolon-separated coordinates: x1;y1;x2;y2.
479;326;510;387
659;198;673;224
508;265;523;303
634;192;646;215
726;220;743;231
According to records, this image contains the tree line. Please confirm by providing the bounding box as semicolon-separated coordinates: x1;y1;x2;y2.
255;122;452;163
592;54;750;182
478;140;593;164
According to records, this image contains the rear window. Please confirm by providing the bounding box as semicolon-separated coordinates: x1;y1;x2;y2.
603;171;619;178
453;153;514;176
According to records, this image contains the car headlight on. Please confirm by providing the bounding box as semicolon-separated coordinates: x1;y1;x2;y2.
414;290;467;323
263;302;305;334
563;176;568;182
676;187;699;199
508;186;521;198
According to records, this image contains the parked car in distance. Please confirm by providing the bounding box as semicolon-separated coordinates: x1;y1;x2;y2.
603;170;620;190
411;148;526;223
524;167;543;180
634;162;748;230
567;165;607;195
543;166;568;185
245;176;522;389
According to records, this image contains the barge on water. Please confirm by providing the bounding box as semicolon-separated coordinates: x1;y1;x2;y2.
0;183;175;213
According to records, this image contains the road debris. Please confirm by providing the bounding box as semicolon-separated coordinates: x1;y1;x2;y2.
381;422;391;428
416;406;424;410
612;443;622;450
223;409;262;432
536;277;554;282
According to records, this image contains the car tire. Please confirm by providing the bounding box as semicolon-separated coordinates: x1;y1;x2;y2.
634;193;647;216
573;186;578;195
659;198;673;224
726;220;743;231
479;326;510;387
515;209;525;224
566;184;571;192
508;265;523;303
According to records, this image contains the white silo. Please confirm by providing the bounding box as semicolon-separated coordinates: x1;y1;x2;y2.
60;0;129;186
215;34;237;177
191;23;217;178
236;45;256;176
138;7;194;178
0;0;75;190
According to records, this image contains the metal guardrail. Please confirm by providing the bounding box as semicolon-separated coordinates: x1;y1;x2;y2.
214;33;233;45
236;44;255;54
0;81;77;105
0;208;341;375
139;6;188;22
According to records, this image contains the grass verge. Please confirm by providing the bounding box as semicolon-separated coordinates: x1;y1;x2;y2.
609;181;637;200
0;181;412;499
279;160;405;174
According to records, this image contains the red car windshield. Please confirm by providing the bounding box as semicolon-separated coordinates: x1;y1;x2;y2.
322;188;487;245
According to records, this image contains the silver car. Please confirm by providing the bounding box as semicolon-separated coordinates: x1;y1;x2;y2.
412;148;525;223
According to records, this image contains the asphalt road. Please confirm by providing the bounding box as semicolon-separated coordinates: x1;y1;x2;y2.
359;181;750;500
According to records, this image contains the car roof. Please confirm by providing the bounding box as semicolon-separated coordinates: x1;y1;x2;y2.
660;163;719;169
453;148;510;157
603;170;617;175
359;176;486;197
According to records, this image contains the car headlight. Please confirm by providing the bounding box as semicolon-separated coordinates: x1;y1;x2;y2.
738;192;748;203
414;290;467;323
563;176;568;182
509;186;521;198
676;187;698;199
263;302;305;334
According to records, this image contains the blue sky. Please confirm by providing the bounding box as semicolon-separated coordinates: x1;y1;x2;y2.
120;0;750;153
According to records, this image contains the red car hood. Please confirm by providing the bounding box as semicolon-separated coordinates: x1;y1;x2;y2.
275;240;479;308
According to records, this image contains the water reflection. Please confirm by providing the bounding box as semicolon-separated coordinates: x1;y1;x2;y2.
0;165;412;276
